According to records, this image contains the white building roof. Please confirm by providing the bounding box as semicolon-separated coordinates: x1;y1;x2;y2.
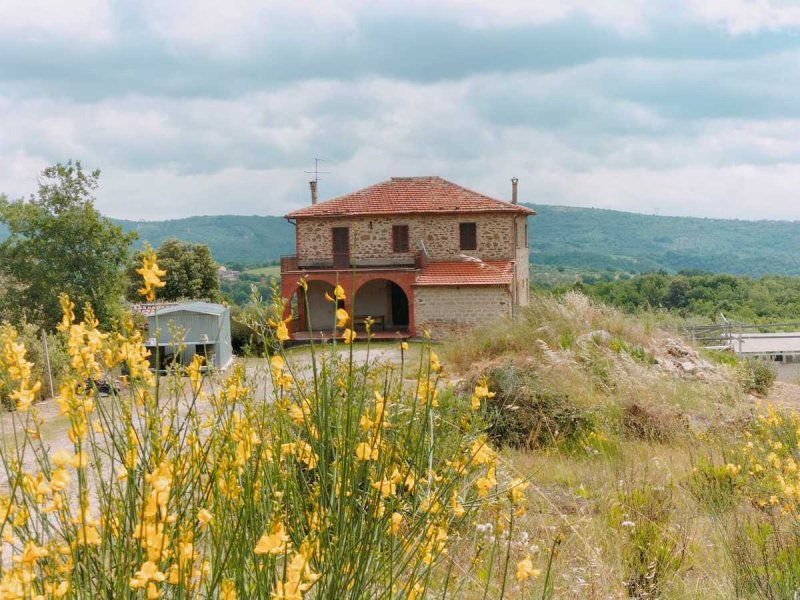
729;332;800;355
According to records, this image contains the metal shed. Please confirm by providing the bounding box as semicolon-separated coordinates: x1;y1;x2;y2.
144;302;233;370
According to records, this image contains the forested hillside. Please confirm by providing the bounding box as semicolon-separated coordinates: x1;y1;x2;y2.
5;205;800;275
113;215;293;264
530;205;800;275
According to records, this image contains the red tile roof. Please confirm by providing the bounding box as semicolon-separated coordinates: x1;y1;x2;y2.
286;176;536;218
414;259;514;287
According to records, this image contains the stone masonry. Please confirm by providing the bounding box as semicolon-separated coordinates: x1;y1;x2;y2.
296;214;519;266
414;286;512;336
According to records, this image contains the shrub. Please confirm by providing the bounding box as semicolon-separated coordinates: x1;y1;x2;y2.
685;458;742;514
607;483;689;599
0;320;67;408
622;403;686;443
481;362;594;450
739;359;776;395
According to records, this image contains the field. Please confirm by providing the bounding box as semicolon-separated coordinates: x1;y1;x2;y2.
242;265;281;277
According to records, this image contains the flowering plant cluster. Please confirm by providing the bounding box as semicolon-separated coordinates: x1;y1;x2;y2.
0;252;538;598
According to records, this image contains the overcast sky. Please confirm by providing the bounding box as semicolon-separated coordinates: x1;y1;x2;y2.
2;1;800;221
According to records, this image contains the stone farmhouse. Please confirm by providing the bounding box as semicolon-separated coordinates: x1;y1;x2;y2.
279;176;535;338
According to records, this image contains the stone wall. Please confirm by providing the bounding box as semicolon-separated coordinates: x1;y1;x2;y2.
413;285;512;337
296;214;518;265
514;215;530;307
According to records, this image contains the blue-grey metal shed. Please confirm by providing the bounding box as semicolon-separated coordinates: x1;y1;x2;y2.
144;302;233;370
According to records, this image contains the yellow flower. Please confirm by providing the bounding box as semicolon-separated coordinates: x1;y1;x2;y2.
197;508;213;529
136;249;167;302
355;441;378;461
276;321;290;343
220;580;237;600
335;284;346;300
130;561;167;589
401;341;409;351
336;308;349;328
429;351;442;373
255;521;291;556
515;555;541;581
389;512;403;535
343;328;356;344
508;477;530;505
371;477;396;498
16;541;48;565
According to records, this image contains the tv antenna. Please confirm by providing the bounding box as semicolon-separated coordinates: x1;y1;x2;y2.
305;158;330;183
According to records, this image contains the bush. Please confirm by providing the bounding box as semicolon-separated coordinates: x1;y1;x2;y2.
739;359;776;395
481;362;594;450
0;321;67;409
685;458;742;514
607;483;689;598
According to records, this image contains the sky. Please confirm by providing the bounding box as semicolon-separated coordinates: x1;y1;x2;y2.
2;1;800;221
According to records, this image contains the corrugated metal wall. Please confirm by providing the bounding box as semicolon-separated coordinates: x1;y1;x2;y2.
146;308;233;370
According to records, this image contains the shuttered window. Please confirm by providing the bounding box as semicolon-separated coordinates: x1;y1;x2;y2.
392;225;409;253
459;222;477;251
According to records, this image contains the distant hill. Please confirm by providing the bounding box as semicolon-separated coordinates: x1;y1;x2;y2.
113;215;293;264
3;206;800;276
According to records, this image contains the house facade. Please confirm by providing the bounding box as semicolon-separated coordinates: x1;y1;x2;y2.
280;176;535;338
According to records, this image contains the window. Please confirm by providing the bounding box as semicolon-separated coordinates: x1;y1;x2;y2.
459;222;477;251
392;225;409;253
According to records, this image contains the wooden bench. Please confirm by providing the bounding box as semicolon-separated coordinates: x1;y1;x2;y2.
355;315;385;331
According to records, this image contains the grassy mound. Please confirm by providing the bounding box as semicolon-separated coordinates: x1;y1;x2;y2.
443;292;791;598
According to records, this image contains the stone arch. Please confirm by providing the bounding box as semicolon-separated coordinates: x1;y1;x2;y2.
353;278;410;330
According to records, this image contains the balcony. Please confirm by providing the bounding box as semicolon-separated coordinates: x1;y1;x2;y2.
280;254;422;273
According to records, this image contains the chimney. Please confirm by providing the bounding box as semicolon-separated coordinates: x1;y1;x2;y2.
511;177;519;204
309;180;318;205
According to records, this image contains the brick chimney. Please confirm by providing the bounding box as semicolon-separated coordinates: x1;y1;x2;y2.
309;180;318;205
511;177;519;204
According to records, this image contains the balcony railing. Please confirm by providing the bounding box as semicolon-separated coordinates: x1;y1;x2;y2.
280;255;299;272
280;254;422;273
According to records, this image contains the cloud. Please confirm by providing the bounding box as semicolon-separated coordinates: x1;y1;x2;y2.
2;1;800;221
0;0;113;42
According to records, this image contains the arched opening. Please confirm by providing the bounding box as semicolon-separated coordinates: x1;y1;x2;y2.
353;279;410;332
293;280;336;332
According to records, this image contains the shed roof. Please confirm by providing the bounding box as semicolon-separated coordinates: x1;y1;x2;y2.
414;260;514;287
729;332;800;355
286;176;536;218
154;302;229;317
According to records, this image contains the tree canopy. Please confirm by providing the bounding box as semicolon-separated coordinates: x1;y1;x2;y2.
127;239;219;302
0;161;136;330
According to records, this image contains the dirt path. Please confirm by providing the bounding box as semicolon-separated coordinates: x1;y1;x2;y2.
766;380;800;409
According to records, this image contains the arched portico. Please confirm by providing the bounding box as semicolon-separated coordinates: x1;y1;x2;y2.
281;270;416;338
354;279;410;331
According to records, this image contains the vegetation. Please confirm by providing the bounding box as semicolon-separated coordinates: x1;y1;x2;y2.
0;161;136;329
441;292;795;597
0;254;545;598
114;216;294;265
127;239;220;302
575;271;800;322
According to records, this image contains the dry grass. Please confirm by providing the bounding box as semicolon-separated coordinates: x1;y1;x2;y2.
441;292;761;598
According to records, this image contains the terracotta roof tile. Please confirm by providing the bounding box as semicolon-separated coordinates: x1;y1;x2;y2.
414;259;514;287
286;176;536;218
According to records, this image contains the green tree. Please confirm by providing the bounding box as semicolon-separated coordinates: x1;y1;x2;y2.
127;239;220;302
0;161;136;329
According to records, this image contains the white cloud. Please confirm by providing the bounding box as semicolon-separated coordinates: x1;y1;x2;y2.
0;0;113;42
687;0;800;34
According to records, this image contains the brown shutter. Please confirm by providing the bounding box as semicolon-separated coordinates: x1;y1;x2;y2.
459;222;477;251
392;225;409;253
